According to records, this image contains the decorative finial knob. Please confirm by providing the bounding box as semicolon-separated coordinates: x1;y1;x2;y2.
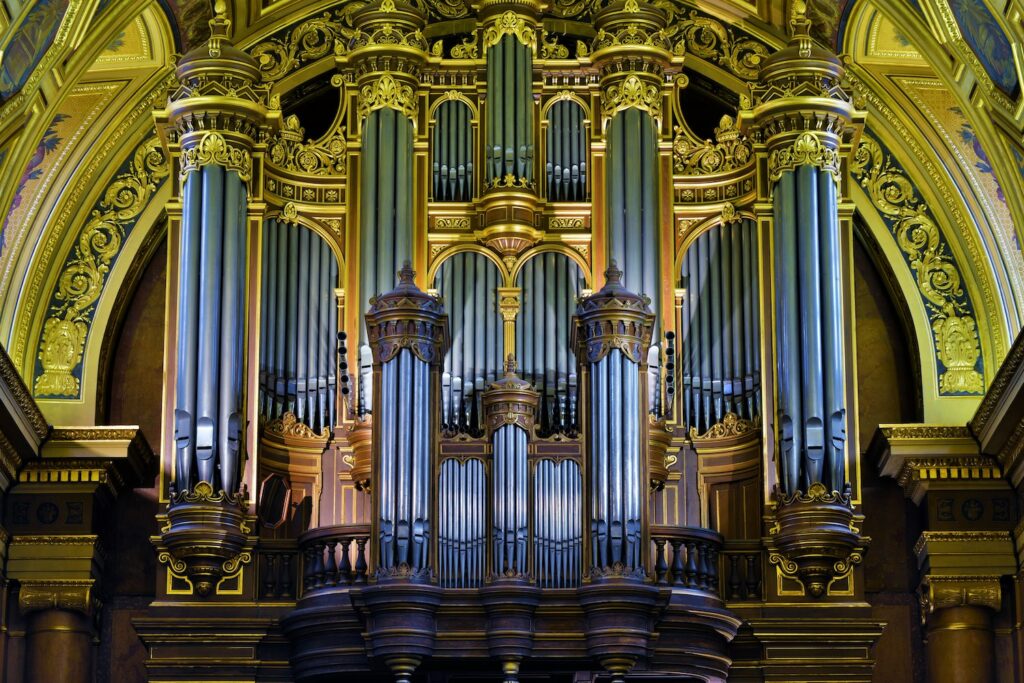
504;354;518;375
397;261;416;285
604;260;623;286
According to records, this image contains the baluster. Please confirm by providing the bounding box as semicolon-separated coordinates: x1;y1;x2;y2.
303;546;317;591
654;538;668;585
282;553;293;598
339;537;353;585
264;554;277;598
745;553;759;599
728;554;741;600
670;539;684;586
354;537;368;584
325;541;339;586
313;542;327;589
706;546;719;596
685;541;699;588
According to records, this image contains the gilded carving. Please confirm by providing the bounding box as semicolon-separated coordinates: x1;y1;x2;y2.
601;74;662;126
549;217;584;230
358;72;418;120
850;135;983;395
662;8;770;81
673;115;752;175
689;412;758;441
18;579;95;616
180;132;252;183
268;115;347;176
920;574;1002;615
249;7;363;83
35;137;169;397
266;411;330;440
349;20;429;52
434;216;470;230
449;32;479;59
767;132;841;186
482;11;536;49
541;32;568;59
591;21;671;54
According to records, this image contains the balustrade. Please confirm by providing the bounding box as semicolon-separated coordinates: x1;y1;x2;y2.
650;525;722;597
298;524;371;595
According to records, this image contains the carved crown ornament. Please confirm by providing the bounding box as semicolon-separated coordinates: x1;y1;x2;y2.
689;412;760;442
600;73;664;130
268;111;348;177
482;10;537;49
673;115;753;176
482;356;540;436
358;71;419;121
767;132;842;187
365;263;450;365
571;262;656;365
180;132;253;184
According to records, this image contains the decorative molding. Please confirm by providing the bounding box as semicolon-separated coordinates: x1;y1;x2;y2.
851;135;984;395
920;574;1002;615
18;579;95;617
673;115;753;176
662;8;770;81
180;132;252;183
601;74;662;128
34;135;169;398
482;11;536;50
767;132;841;186
268;114;347;177
450;33;479;59
248;6;363;83
358;72;418;120
265;411;329;441
689;412;759;441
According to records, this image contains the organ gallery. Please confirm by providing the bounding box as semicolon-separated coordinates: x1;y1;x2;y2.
1;0;1024;681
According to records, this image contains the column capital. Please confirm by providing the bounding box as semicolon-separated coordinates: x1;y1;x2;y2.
476;1;546;49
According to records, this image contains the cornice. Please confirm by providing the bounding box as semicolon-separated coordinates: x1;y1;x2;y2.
0;343;48;459
970;328;1024;471
22;426;158;497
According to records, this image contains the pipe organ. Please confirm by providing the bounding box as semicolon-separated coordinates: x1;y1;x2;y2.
152;2;872;681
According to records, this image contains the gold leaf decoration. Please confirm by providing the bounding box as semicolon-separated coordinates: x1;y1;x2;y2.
541;32;569;59
673;115;753;175
180;132;252;184
450;32;479;59
767;132;841;186
689;412;759;441
268;114;347;176
266;411;329;440
662;8;769;81
35;137;169;397
482;11;535;50
249;6;365;83
850;135;983;395
358;72;418;120
601;74;662;126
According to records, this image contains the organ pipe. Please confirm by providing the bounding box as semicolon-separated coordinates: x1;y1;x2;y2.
436;253;504;433
773;166;848;493
486;35;533;182
678;220;761;433
366;264;449;575
573;263;655;576
432;100;474;201
258;219;339;435
546;100;587;201
515;253;582;435
173;167;247;494
359;108;416;415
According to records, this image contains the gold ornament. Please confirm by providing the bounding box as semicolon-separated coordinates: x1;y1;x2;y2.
180;132;252;183
482;11;536;50
601;74;661;127
673;115;753;175
35;137;169;397
358;72;418;120
767;132;841;186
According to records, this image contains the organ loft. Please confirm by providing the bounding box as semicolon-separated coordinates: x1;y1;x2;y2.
1;0;1024;681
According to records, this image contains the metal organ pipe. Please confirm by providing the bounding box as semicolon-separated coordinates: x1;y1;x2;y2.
486;34;533;183
173;172;202;490
546;100;587;201
366;266;447;576
257;219;339;435
678;220;762;434
433;100;474;202
576;264;655;576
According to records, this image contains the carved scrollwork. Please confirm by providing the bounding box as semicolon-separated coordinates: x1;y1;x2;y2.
673;115;753;175
689;412;759;441
249;7;365;83
850;135;983;395
359;72;418;120
35;136;169;397
483;11;536;49
180;132;252;183
662;8;769;81
449;32;479;58
767;132;841;186
541;32;569;59
349;21;429;52
268;115;347;176
266;411;330;440
591;22;671;54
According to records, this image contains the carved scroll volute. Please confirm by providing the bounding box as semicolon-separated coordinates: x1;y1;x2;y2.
482;356;541;437
364;263;450;367
571;261;656;367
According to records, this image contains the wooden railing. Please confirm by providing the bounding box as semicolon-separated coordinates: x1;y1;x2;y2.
650;525;722;596
298;524;371;595
719;539;763;601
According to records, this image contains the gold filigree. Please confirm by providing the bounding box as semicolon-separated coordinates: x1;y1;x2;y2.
249;6;364;83
423;0;469;19
180;132;252;183
358;72;418;120
689;412;759;440
767;132;841;186
541;32;568;59
549;217;584;230
449;32;479;58
673;115;753;175
18;580;94;617
662;9;769;81
265;411;330;440
488;173;534;190
434;216;470;230
34;137;169;397
850;135;983;395
601;74;662;126
349;21;429;52
591;23;671;54
483;11;536;50
268;115;347;176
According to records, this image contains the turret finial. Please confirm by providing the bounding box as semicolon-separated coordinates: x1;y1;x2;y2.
397;261;416;285
604;260;623;286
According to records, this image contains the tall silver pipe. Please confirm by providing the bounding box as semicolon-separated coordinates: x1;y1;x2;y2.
217;172;244;493
174;172;202;490
195;165;225;486
797;165;824;487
